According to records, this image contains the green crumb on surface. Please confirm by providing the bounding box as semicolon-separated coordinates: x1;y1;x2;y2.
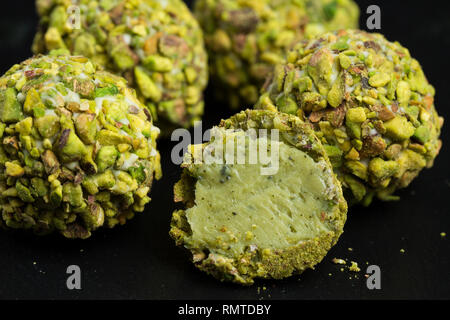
332;258;347;265
349;261;360;272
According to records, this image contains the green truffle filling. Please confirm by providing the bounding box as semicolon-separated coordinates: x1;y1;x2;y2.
185;130;338;257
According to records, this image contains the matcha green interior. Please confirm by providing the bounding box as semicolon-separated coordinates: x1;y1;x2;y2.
185;131;336;257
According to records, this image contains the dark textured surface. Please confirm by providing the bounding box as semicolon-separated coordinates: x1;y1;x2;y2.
0;0;449;299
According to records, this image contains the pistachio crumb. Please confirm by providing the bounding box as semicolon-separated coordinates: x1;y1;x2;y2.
349;261;360;272
332;258;347;265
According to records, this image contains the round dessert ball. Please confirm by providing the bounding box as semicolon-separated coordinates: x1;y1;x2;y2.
170;109;347;284
33;0;208;132
256;29;443;205
0;54;161;239
194;0;359;109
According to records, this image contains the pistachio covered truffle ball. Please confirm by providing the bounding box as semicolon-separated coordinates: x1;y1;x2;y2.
195;0;359;109
256;30;443;205
33;0;208;132
0;54;161;238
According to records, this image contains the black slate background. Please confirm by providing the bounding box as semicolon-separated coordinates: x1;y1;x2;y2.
0;0;449;300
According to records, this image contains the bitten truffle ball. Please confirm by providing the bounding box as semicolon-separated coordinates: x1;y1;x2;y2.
170;109;347;284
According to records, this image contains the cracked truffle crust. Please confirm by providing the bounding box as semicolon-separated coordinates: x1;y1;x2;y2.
195;0;359;109
256;29;443;205
0;54;161;238
33;0;208;132
170;109;347;285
